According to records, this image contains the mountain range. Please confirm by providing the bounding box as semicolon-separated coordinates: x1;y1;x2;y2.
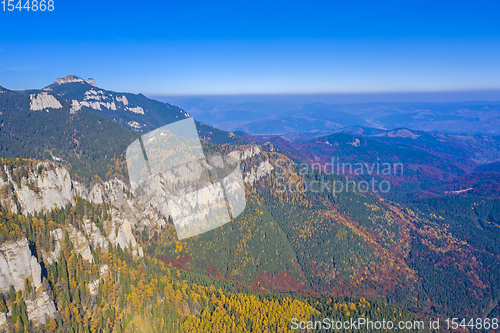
241;127;500;201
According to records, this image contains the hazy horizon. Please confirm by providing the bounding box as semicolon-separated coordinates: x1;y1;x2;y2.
153;89;500;105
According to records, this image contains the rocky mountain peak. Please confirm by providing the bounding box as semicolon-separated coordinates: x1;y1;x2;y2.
55;74;95;86
55;74;84;84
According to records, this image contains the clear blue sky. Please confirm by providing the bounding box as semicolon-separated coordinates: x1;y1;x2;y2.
1;0;499;95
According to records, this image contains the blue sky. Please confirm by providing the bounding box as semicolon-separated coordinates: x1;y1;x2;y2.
1;0;499;95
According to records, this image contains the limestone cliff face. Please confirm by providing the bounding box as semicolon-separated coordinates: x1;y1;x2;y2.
42;226;94;264
244;159;274;184
81;219;107;250
227;145;262;162
0;162;146;328
29;92;62;111
0;238;57;326
67;224;94;262
14;164;74;215
70;99;81;114
0;312;6;329
129;145;274;231
86;78;96;87
2;145;272;230
25;291;57;326
0;163;74;215
0;238;34;293
77;179;132;210
8;164;146;258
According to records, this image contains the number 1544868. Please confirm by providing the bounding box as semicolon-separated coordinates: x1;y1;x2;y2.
2;0;54;11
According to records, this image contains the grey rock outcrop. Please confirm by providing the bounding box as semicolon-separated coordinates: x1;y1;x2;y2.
244;159;274;184
0;238;57;326
82;219;108;250
0;312;6;329
67;224;94;263
42;228;63;265
29;92;62;111
225;145;274;184
1;162;74;215
105;210;143;257
2;145;271;234
0;238;33;293
70;99;81;114
26;290;56;325
55;74;84;85
42;225;95;264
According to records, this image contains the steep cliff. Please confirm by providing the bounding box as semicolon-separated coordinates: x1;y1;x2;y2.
0;238;57;326
0;163;143;254
10;164;73;215
2;146;272;221
0;239;36;294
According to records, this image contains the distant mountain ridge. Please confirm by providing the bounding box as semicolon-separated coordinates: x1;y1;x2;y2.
168;97;500;136
241;126;500;200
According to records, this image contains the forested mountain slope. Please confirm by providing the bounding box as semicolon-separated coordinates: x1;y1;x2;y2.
0;81;245;182
158;150;500;318
0;78;498;332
